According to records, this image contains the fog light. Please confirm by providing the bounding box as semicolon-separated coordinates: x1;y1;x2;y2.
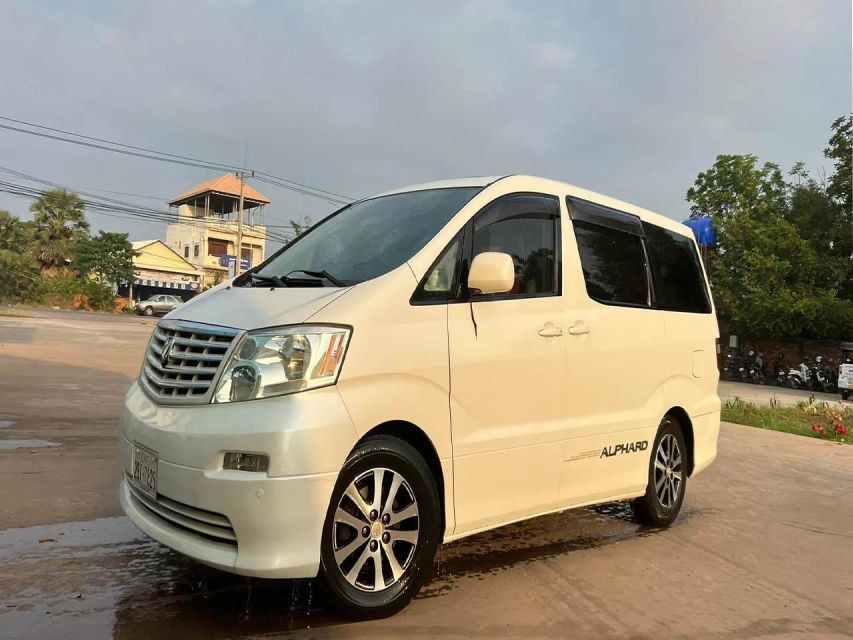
223;452;269;472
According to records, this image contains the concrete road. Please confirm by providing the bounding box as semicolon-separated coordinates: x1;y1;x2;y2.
1;310;852;639
0;310;155;528
719;380;850;407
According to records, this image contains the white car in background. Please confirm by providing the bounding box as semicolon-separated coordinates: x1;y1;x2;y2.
119;175;720;618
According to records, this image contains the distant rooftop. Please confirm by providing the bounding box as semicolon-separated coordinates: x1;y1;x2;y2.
169;173;271;207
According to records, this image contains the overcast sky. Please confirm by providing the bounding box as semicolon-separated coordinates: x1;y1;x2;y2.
0;0;850;250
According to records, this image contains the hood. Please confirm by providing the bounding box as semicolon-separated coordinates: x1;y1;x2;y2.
167;284;352;330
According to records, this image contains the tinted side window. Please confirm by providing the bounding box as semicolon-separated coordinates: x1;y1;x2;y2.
471;195;560;297
573;221;649;306
643;223;711;313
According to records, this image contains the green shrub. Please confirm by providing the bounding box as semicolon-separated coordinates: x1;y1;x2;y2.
36;274;115;311
0;250;42;303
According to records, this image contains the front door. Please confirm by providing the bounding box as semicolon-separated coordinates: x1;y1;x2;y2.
448;193;567;535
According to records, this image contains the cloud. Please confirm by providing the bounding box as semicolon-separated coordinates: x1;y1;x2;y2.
0;0;848;246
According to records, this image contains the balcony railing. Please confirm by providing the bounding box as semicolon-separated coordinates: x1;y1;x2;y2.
178;214;266;234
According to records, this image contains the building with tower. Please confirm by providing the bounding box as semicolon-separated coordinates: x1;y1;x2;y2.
165;173;270;289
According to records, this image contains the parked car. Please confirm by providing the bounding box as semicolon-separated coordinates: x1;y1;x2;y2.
135;294;183;316
119;176;721;618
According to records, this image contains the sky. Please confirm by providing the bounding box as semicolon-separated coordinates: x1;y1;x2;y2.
0;0;850;251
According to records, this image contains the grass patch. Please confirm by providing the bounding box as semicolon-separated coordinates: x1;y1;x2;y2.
722;396;851;443
0;310;30;317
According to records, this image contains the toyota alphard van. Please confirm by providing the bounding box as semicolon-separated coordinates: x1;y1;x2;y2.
119;175;720;618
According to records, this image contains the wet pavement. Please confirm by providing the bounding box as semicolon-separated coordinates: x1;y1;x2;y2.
3;420;853;640
0;502;660;639
2;310;853;639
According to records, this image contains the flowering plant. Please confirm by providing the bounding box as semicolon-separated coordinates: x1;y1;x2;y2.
808;409;848;442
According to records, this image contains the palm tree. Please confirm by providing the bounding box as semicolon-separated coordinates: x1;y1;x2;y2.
28;189;90;270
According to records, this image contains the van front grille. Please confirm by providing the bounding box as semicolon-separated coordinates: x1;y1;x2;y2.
140;320;240;405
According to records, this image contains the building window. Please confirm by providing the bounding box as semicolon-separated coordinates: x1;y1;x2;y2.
194;244;200;258
208;238;229;257
184;246;190;258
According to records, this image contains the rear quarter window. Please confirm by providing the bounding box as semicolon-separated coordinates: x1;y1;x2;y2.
643;223;711;313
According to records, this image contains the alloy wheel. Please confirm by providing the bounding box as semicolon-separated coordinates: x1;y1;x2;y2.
654;433;683;509
332;467;420;592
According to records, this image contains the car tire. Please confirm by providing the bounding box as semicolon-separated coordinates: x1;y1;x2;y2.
631;416;687;527
143;306;154;316
842;390;850;401
318;435;441;620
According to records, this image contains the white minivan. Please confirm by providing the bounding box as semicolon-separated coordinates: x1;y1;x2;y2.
119;175;720;618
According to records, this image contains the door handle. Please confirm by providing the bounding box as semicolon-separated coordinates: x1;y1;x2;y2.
568;322;590;335
538;325;563;338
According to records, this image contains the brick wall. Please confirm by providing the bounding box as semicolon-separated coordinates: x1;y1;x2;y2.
720;335;845;369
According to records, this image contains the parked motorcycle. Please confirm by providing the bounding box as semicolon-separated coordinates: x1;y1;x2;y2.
722;353;748;382
770;353;787;386
813;356;837;393
786;361;811;390
750;351;766;384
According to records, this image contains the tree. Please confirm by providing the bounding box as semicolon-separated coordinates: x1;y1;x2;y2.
288;215;312;237
825;115;852;213
0;211;33;253
28;189;89;270
823;115;853;300
785;163;845;292
687;154;787;228
75;231;137;287
0;250;41;303
686;149;853;339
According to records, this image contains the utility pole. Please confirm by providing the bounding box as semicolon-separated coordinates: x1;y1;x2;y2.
235;144;249;276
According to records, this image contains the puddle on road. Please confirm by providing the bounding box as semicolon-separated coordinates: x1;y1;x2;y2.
0;419;61;450
0;503;683;640
0;439;60;450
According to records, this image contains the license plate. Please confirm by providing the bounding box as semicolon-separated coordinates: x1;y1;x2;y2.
132;443;158;499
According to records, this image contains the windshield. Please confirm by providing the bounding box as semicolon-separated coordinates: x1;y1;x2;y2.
249;187;480;286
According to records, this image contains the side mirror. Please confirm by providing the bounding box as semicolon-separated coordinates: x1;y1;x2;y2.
467;252;515;295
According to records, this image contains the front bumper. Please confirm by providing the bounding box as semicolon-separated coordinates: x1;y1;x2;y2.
118;380;357;578
119;465;336;578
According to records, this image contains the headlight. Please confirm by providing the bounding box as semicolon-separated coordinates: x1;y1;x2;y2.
213;325;351;403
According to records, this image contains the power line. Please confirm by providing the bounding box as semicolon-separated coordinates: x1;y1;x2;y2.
0;168;297;244
1;182;295;245
0;115;356;204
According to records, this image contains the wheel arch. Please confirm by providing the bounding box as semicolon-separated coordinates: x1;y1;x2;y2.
664;406;695;476
358;420;446;532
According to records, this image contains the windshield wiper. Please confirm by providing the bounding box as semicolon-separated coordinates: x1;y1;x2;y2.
285;269;346;287
248;273;287;288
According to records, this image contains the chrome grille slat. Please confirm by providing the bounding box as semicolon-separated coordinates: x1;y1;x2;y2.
145;353;218;376
170;336;232;349
126;477;237;544
140;321;240;405
143;365;211;389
